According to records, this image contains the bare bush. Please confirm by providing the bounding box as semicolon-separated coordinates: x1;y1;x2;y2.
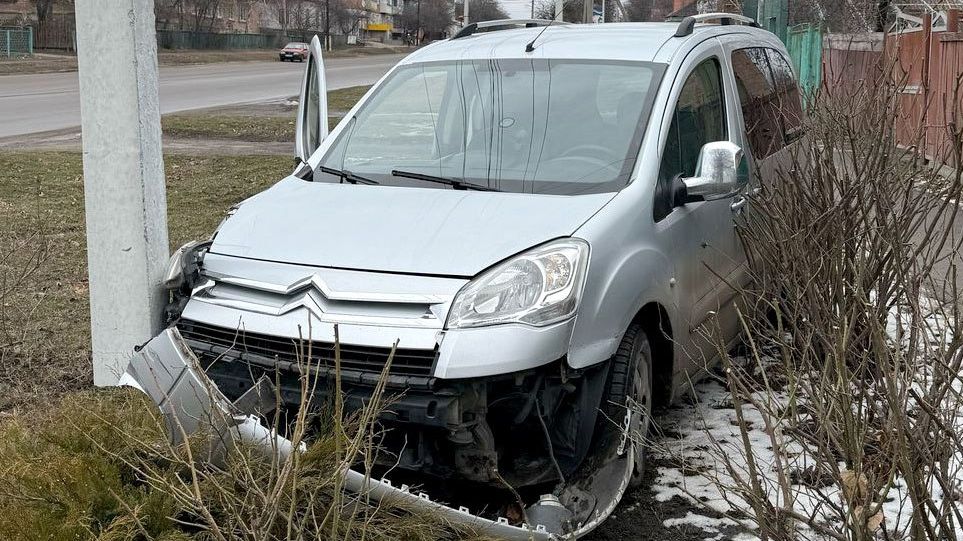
0;327;482;540
651;66;963;540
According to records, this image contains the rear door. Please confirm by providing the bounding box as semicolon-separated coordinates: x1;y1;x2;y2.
721;40;805;194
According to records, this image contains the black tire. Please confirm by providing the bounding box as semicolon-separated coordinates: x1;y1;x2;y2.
602;323;654;487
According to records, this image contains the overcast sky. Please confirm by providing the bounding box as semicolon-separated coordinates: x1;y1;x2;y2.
500;0;535;18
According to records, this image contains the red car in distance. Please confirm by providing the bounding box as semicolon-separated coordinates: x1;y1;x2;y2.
279;42;308;62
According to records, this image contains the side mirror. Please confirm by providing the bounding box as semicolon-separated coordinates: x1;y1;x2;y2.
295;35;328;165
682;141;748;201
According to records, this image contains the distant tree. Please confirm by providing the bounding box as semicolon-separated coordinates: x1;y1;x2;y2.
622;0;654;21
533;0;582;22
266;0;293;31
399;0;453;40
455;0;510;23
33;0;74;26
791;0;888;31
330;0;365;34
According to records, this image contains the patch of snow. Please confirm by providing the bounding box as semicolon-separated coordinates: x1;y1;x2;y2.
662;511;739;530
647;351;963;540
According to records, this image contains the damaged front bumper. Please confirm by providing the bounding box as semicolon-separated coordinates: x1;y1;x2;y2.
122;327;634;540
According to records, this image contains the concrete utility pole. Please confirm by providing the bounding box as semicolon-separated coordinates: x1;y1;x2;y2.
75;0;169;386
464;0;469;25
583;0;593;23
555;0;564;20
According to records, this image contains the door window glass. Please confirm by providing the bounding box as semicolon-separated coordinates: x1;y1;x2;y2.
731;48;782;160
306;57;321;154
765;49;804;142
655;57;727;221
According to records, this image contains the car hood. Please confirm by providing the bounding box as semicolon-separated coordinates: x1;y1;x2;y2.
210;176;615;277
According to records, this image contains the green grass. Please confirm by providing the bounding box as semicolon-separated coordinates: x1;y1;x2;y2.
327;85;371;113
160;86;371;142
162;114;296;142
0;152;291;410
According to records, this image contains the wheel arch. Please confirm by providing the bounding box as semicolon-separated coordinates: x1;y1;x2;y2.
631;301;674;408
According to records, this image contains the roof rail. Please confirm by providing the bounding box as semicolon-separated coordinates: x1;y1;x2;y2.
451;18;569;40
673;12;757;37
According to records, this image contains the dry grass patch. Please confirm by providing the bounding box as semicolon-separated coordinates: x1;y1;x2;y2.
0;152;290;410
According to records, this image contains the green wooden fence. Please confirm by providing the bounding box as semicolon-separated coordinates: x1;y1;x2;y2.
156;30;287;50
787;23;823;104
743;0;823;106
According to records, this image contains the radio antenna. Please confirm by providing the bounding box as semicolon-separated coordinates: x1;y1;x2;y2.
525;16;560;52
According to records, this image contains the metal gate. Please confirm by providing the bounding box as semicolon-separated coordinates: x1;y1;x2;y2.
1;27;33;57
743;0;789;42
787;23;823;103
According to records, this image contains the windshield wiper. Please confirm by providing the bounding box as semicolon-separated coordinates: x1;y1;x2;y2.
318;165;380;185
391;169;501;192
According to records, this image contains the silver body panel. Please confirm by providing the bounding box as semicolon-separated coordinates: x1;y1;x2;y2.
210;176;616;277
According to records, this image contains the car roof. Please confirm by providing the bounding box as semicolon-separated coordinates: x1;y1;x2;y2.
400;22;777;65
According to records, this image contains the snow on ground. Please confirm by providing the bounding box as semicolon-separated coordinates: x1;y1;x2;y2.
646;359;963;540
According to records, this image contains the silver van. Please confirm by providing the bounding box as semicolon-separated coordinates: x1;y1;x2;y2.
127;15;803;539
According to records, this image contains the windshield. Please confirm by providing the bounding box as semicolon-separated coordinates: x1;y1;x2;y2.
318;59;665;195
285;42;305;48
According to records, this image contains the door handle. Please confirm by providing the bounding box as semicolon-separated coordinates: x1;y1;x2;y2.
730;196;747;214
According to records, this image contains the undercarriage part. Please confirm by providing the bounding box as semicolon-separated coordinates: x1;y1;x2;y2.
192;325;606;491
526;494;574;534
143;322;635;539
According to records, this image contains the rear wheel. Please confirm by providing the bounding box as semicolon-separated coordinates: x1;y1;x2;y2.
603;323;653;487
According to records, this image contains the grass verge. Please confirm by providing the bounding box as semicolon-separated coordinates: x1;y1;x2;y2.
161;86;370;142
0;47;408;76
0;152;290;410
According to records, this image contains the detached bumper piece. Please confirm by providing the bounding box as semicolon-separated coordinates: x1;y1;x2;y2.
123;328;633;540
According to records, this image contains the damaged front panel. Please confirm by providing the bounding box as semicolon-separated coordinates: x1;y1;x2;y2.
122;328;604;540
139;243;636;539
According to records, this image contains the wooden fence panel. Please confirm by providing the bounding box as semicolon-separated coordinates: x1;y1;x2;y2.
35;13;75;51
882;9;963;165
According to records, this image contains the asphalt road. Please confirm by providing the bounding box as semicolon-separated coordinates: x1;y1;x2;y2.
0;54;405;139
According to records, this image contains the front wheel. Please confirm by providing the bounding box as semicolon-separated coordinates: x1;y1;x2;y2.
603;323;654;487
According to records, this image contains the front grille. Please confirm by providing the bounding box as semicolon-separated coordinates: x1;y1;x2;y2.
177;320;437;377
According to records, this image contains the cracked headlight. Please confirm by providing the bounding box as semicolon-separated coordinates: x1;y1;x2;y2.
447;238;589;329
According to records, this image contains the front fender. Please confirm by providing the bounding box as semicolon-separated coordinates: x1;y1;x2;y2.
568;247;676;369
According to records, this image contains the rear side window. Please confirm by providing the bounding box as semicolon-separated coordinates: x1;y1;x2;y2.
731;48;782;160
765;49;804;142
655;58;727;221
